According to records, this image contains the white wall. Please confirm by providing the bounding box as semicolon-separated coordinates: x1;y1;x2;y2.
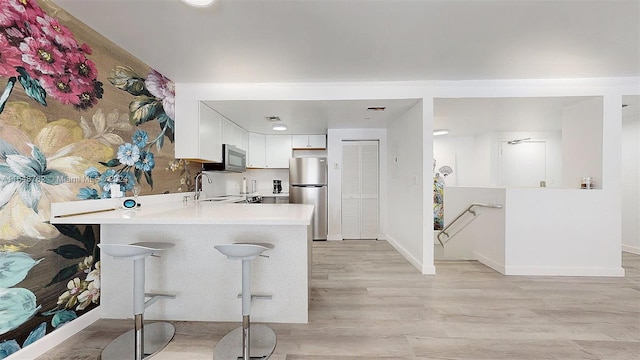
433;136;475;186
326;128;387;241
386;101;424;271
505;188;623;276
622;96;640;254
562;97;604;188
436;131;562;187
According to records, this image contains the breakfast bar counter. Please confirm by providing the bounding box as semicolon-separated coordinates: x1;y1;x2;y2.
50;193;314;323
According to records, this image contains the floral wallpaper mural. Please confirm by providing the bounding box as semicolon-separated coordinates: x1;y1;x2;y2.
433;159;453;231
0;0;198;357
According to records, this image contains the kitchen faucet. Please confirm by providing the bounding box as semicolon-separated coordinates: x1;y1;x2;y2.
194;172;212;200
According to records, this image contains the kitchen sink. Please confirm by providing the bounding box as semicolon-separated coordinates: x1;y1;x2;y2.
199;198;228;202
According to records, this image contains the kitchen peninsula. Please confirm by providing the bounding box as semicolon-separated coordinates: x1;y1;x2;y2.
50;193;314;323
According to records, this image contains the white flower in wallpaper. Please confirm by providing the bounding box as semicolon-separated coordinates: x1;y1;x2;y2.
0;102;113;243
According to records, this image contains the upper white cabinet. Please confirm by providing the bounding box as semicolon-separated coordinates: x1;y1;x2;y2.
291;135;327;150
222;118;247;150
248;133;266;168
175;102;222;162
266;135;292;168
248;134;292;168
292;134;326;149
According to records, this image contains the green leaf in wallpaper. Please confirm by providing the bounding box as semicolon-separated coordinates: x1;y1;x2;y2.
16;67;47;107
156;112;175;142
99;159;121;167
82;226;97;259
51;310;77;328
22;322;46;347
0;77;17;114
46;264;79;287
129;96;162;125
0;252;43;288
0;288;40;335
49;244;89;259
53;225;83;243
134;168;142;185
144;170;153;189
107;66;151;97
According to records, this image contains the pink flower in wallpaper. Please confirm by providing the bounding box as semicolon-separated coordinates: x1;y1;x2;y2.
0;0;103;113
145;69;175;121
0;33;22;77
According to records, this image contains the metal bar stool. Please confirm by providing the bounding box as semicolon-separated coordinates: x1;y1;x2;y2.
214;243;276;360
98;242;176;360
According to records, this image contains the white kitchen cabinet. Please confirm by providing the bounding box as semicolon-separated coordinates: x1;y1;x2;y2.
190;102;223;162
241;129;249;152
222;118;246;150
248;133;266;168
248;134;292;168
341;140;379;239
292;134;326;149
265;135;292;168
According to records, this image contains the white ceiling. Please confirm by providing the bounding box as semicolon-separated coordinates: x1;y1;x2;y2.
52;0;640;135
203;99;421;134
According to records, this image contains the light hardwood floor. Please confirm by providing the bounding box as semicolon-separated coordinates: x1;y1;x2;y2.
38;240;639;360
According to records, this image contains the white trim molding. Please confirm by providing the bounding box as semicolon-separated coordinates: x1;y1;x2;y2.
6;308;102;360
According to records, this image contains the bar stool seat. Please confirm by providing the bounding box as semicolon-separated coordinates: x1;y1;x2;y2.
214;243;273;260
99;242;176;360
214;243;276;360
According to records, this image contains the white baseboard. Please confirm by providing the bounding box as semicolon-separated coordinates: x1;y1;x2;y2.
504;265;626;277
473;251;506;274
384;234;424;273
326;234;343;241
622;244;640;255
6;307;102;360
421;264;436;275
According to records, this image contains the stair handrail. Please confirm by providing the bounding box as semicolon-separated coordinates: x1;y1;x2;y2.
437;202;503;247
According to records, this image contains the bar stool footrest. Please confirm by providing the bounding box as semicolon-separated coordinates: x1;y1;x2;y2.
236;293;272;301
145;292;176;309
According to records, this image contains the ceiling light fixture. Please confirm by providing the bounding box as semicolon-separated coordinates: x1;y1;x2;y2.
267;116;287;131
433;129;449;136
181;0;215;8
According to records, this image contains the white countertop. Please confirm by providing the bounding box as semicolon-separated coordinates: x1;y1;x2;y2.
50;192;313;225
260;192;289;198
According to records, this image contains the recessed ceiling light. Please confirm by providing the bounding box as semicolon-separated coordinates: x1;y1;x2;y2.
181;0;215;8
433;129;449;136
272;123;287;131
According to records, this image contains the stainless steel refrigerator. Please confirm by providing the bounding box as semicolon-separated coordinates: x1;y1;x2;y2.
289;157;328;240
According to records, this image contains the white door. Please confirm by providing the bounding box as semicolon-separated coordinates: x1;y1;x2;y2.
499;140;546;187
341;140;379;239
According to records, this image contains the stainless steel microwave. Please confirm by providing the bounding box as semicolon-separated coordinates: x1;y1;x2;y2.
202;144;246;172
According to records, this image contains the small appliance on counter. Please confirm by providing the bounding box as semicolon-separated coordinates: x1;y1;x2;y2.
244;194;263;203
273;180;282;193
581;177;594;189
273;180;282;194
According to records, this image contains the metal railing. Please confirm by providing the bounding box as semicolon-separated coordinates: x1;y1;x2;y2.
436;203;503;247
